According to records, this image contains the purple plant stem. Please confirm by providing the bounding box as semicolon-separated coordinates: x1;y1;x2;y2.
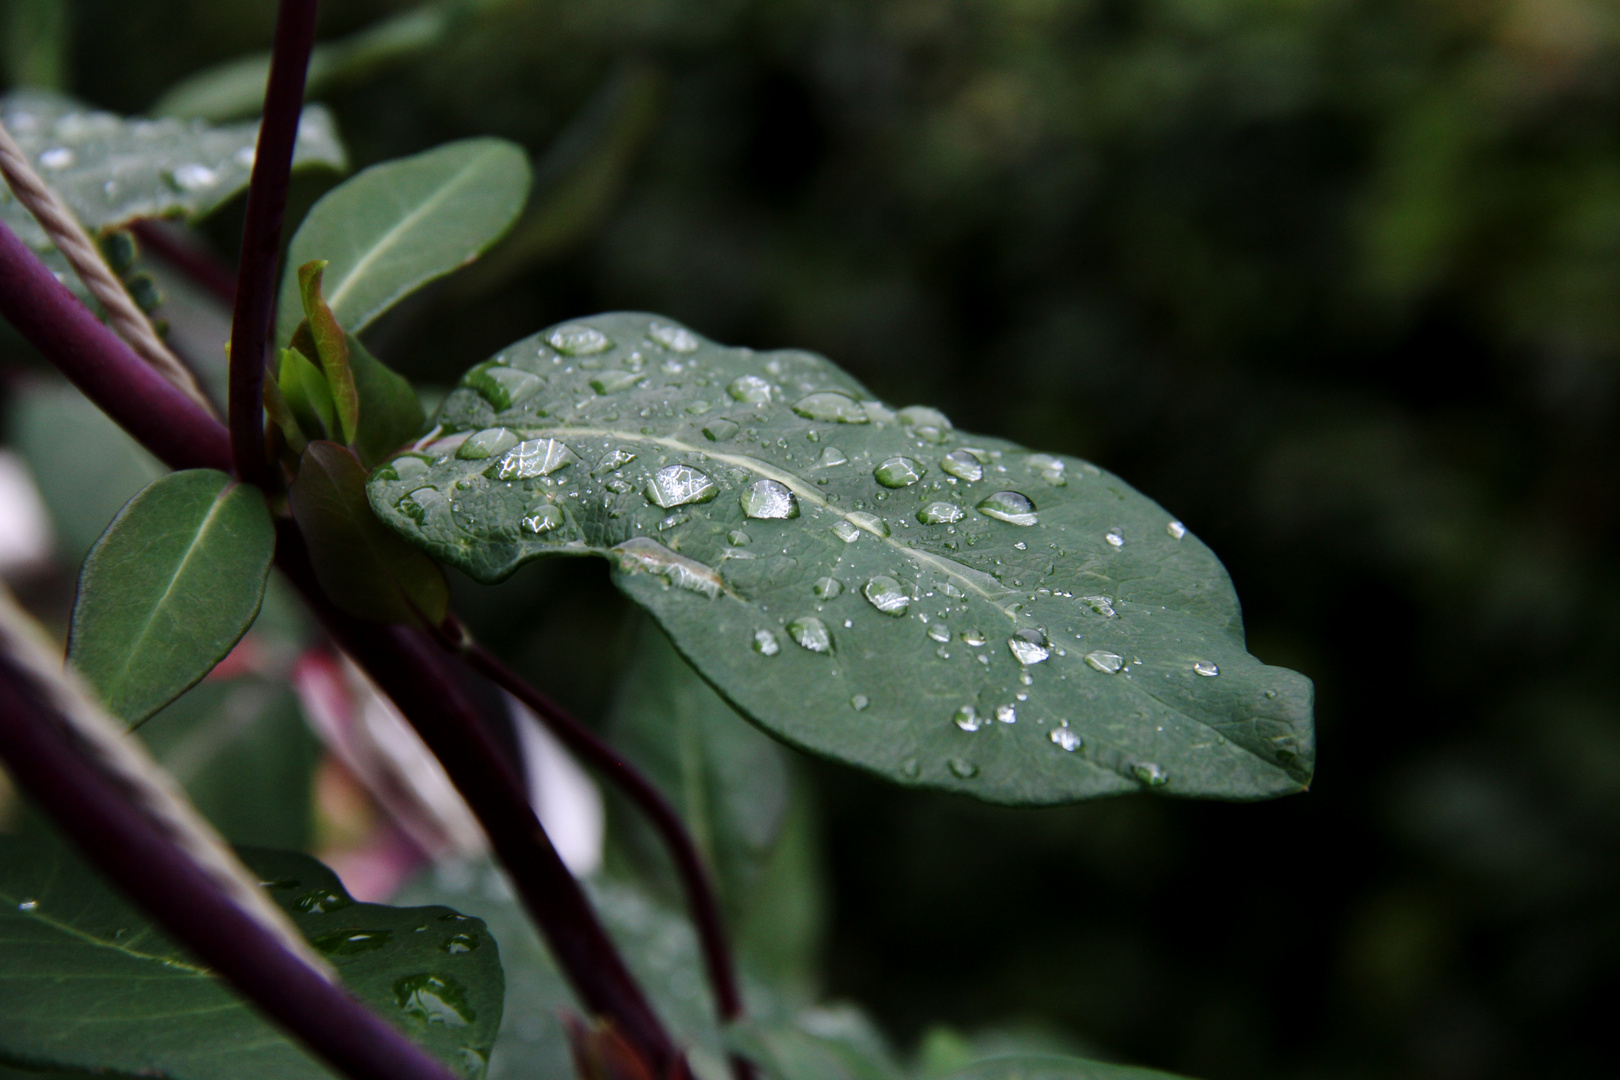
228;0;320;488
0;656;461;1080
275;523;685;1077
132;220;237;307
452;635;747;1022
0;221;230;473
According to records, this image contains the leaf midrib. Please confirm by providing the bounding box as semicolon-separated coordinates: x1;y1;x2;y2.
0;889;210;975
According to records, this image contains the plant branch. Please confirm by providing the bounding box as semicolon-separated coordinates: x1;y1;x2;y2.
444;624;747;1024
229;0;320;488
0;657;460;1080
0;219;231;473
132;220;238;307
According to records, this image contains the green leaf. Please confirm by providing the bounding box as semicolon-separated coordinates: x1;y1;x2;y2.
289;441;448;626
67;470;275;725
296;261;360;444
726;1009;904;1080
365;313;1315;806
932;1056;1195;1080
275;138;531;347
349;331;426;469
0;91;345;252
279;346;337;443
137;675;320;850
0;824;503;1079
394;864;778;1080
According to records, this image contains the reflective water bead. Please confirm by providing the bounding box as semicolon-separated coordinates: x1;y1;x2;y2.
1079;595;1116;617
1105;529;1124;549
1085;650;1124;674
917;501;965;525
863;576;910;616
740;478;799;519
753;629;780;656
961;629;987;646
948;758;980;779
1007;629;1050;666
787;616;833;653
940;450;984;482
1050;725;1081;751
1167;520;1187;540
521;504;564;534
1132;762;1168;786
1193;660;1220;677
873;456;925;488
727;375;773;405
813;576;844;599
1025;453;1067;485
897;405;952;442
645;464;719;508
846;511;890;537
548;324;611;355
791;391;867;423
831;520;861;543
851;694;870;711
493;438;578;479
953;706;982;732
171;162;218;190
977;490;1038;526
927;623;952;643
589;370;642;394
456;427;519;460
470;366;543;409
38;147;73;169
702;418;740;441
592;449;636;476
995;704;1017;724
649;323;700;352
815;446;849;468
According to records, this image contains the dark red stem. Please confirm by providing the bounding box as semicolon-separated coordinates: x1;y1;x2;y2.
450;630;746;1026
0;656;461;1080
0;222;231;473
228;0;320;487
132;220;238;307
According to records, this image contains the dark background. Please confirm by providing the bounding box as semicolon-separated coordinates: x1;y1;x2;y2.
11;1;1620;1077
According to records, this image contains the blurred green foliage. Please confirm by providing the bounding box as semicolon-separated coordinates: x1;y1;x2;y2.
6;1;1620;1078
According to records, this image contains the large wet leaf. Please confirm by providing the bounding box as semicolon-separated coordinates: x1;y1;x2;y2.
366;313;1314;805
0;91;344;250
0;825;503;1079
933;1057;1193;1080
67;469;274;725
274;138;531;347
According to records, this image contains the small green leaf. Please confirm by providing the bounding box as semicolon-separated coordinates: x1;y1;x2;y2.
349;331;425;469
0;90;344;252
289;441;448;626
296;260;360;443
278;346;336;443
727;1010;904;1080
934;1056;1195;1080
275;138;531;346
366;314;1315;806
67;470;274;725
0;822;503;1079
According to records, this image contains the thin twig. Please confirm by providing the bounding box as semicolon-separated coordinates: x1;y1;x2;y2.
229;0;321;488
0;118;216;416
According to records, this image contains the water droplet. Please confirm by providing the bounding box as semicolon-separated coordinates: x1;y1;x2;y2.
874;456;925;488
792;391;867;423
313;928;393;956
851;694;870;711
915;501;964;525
1105;529;1124;549
1193;661;1220;677
1024;453;1067;485
1007;629;1050;666
977;491;1038;526
1050;725;1081;751
788;616;833;653
394;974;474;1027
492;438;578;479
897;405;952;443
814;446;849;468
831;520;860;543
953;706;982;732
863;576;910;616
592;449;636;476
469;366;543;409
171;162;219;190
702;417;740;441
645;464;718;508
589;370;642;394
1131;762;1168;787
548;324;611;355
948;758;980;778
649;323;700;352
846;511;890;537
396;487;444;523
752;629;780;656
1079;595;1116;617
684;400;711;415
294;890;351;914
1265;689;1278;699
521;503;564;534
1084;650;1124;674
456;427;520;460
38;147;73;170
442;932;479;954
729;529;751;545
813;576;843;599
728;375;773;404
17;898;38;912
1167;520;1187;540
940;450;984;482
741;478;799;519
613;538;723;597
901;758;921;779
379;454;429;482
961;629;987;646
996;704;1017;723
927;623;951;643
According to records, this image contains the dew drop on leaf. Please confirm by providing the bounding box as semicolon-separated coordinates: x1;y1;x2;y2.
917;501;964;524
1050;725;1081;751
813;576;843;599
961;628;987;646
846;511;890;537
948;757;980;778
645;464;718;508
788;616;833;653
873;456;925;488
851;694;870;711
1007;628;1050;665
456;428;519;460
1167;520;1188;539
649;323;700;352
862;575;909;616
830;520;860;543
492;438;578;479
1025;453;1068;485
521;503;563;534
1193;660;1220;677
1085;650;1124;674
940;450;984;482
954;705;982;732
548;324;611;355
1105;528;1124;548
1132;761;1169;786
996;703;1017;723
741;478;799;519
814;446;849;468
589;370;642;394
792;391;867;424
753;629;780;656
977;490;1038;526
394;974;474;1027
927;623;951;643
727;375;773;404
